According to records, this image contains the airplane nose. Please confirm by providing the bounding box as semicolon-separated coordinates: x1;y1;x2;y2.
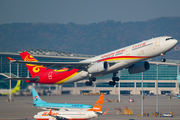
174;39;178;44
172;39;178;46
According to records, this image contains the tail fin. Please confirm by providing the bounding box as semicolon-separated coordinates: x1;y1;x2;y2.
1;80;21;95
20;51;47;77
11;80;21;94
31;88;47;105
87;94;104;112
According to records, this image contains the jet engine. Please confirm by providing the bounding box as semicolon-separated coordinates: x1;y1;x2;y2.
128;61;150;74
88;61;109;74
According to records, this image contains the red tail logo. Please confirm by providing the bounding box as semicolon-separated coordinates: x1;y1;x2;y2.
20;51;47;77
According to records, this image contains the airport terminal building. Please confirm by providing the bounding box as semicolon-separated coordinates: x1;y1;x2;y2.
0;49;179;95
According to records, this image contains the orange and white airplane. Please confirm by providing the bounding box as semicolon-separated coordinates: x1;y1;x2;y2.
7;36;178;86
34;94;108;120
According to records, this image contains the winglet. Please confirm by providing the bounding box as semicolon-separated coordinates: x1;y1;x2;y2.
87;94;104;112
103;108;109;115
7;57;16;62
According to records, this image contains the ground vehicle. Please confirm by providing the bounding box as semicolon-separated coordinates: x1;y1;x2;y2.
162;113;173;117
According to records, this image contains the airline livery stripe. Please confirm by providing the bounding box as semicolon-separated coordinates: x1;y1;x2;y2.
99;56;149;62
55;72;79;84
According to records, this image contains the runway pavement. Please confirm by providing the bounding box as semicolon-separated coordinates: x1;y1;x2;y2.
0;94;180;120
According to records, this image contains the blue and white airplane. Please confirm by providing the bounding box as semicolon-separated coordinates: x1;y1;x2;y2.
31;88;92;110
177;95;180;99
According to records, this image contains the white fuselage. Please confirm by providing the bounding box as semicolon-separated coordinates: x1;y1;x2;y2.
34;110;98;120
0;89;10;94
63;36;178;84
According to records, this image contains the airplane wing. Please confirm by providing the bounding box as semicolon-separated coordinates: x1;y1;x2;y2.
5;77;38;81
12;60;92;70
48;109;69;120
50;115;68;120
11;60;116;70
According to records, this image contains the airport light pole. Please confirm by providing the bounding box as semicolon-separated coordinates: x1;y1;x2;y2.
169;96;171;113
177;63;179;93
75;82;77;94
9;61;12;101
118;71;121;102
141;72;144;116
156;63;159;113
27;69;29;78
17;63;19;77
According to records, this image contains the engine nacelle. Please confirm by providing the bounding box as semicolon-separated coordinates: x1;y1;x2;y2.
88;61;109;74
128;61;150;74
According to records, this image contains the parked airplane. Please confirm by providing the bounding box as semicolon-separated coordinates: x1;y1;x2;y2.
31;88;92;110
0;80;21;95
6;36;178;86
34;94;108;120
177;95;180;99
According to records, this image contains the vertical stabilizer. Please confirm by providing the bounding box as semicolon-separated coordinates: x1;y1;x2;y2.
20;51;47;77
31;88;47;105
1;80;21;95
87;94;104;112
11;80;21;94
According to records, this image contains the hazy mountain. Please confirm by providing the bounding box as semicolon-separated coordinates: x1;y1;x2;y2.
0;16;180;60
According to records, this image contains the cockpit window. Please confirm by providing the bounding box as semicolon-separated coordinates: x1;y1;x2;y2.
166;37;173;41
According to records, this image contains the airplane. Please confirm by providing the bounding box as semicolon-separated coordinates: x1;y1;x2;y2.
31;88;93;110
0;80;21;95
6;36;178;86
177;95;180;99
34;94;108;120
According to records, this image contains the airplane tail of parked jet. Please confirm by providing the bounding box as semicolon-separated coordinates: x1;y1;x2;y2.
87;93;104;112
11;80;21;94
1;80;21;95
31;88;47;105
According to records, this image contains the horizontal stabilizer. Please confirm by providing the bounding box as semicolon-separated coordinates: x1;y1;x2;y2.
103;108;109;115
5;77;38;81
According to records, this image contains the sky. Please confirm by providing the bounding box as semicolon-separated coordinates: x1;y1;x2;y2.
0;0;180;25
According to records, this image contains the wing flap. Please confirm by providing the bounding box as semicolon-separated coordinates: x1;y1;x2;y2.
5;77;38;81
12;60;91;70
